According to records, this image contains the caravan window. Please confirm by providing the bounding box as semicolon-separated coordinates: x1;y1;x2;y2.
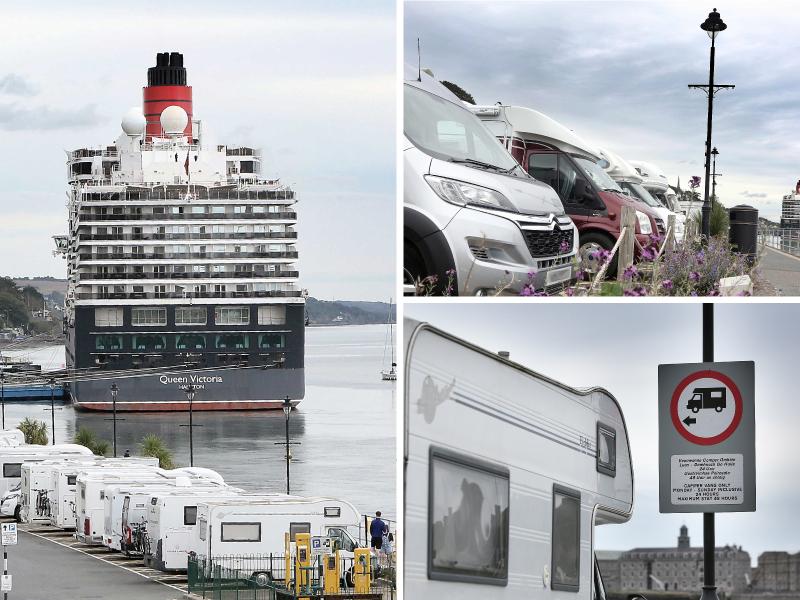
221;522;261;542
199;518;207;541
596;423;617;477
290;522;311;542
2;464;21;478
552;485;581;592
67;475;77;486
184;506;198;526
428;447;509;585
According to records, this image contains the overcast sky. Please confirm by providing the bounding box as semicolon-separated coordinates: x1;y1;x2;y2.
405;0;800;220
405;302;800;563
0;0;395;301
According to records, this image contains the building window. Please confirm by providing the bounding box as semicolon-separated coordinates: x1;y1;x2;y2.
429;447;509;585
220;522;261;542
215;306;250;325
215;334;249;350
552;485;581;592
597;422;617;477
95;335;123;351
95;307;123;327
258;334;285;350
257;305;286;325
175;307;207;325
131;307;166;326
176;334;206;350
132;334;167;351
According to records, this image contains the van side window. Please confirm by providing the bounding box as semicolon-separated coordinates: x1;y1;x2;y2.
552;485;581;592
221;522;261;542
528;152;591;209
596;423;617;477
184;506;198;526
290;522;311;542
428;447;509;585
2;464;21;478
199;518;207;541
67;475;77;485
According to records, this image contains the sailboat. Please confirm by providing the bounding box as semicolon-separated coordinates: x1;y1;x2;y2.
381;299;396;381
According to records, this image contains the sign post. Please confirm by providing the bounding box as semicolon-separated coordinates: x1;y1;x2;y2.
1;522;16;598
659;304;756;600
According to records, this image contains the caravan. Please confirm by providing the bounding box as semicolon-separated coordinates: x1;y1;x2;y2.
404;318;634;598
0;445;93;500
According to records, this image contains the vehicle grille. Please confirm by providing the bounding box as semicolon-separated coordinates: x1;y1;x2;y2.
522;228;574;258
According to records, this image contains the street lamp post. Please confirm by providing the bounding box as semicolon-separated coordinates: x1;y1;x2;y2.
0;370;5;430
711;147;720;205
110;383;118;457
186;384;196;467
689;8;733;239
274;396;300;495
49;378;56;445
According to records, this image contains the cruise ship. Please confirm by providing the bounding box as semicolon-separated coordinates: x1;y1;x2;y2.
53;52;305;411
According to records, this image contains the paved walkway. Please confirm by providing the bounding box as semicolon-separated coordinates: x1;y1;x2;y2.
758;246;800;296
9;530;184;600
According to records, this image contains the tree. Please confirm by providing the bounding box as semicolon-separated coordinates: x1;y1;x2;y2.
140;434;174;469
440;80;476;105
17;418;48;445
74;427;110;456
691;195;730;238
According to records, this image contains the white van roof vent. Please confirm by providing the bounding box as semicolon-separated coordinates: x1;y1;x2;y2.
498;351;510;359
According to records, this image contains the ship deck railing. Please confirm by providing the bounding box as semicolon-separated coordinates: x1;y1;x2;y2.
78;231;297;241
78;271;300;281
77;251;298;260
75;290;303;300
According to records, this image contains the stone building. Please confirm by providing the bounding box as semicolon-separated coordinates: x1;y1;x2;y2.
602;526;751;594
752;552;800;592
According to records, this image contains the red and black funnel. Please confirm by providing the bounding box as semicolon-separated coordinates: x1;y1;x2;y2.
143;52;193;140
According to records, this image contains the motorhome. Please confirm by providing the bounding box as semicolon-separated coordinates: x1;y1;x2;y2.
629;161;686;215
0;430;25;446
598;147;685;242
403;65;578;295
404;318;634;599
474;105;663;274
190;496;362;581
104;479;234;553
48;458;159;529
0;444;94;499
144;489;248;570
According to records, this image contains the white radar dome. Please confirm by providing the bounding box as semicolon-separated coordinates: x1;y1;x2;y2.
160;105;188;135
121;107;146;136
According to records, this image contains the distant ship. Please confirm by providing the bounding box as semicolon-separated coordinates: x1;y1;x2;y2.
53;52;305;411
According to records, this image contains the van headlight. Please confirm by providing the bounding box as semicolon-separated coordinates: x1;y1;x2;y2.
636;211;653;235
424;175;518;213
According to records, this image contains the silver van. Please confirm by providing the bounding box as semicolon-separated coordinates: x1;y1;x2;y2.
403;65;578;295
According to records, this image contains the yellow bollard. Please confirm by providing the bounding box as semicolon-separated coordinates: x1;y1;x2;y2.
323;549;340;593
354;547;371;594
284;532;291;587
295;533;312;594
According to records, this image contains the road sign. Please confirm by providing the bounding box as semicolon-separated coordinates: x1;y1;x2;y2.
1;523;17;546
311;536;332;557
658;361;755;513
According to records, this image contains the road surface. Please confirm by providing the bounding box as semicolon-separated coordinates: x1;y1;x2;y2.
758;246;800;296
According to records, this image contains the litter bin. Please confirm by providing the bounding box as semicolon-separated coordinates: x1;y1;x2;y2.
729;204;758;263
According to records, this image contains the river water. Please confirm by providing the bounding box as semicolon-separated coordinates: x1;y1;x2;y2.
1;324;397;523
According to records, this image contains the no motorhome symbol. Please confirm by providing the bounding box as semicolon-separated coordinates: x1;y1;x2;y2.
670;370;743;445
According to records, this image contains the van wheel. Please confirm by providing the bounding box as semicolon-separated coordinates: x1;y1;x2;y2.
579;232;617;277
404;240;427;292
252;571;272;587
13;505;21;523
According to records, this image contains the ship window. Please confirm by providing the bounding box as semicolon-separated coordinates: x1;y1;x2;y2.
212;225;224;233
192;265;206;273
259;334;285;350
258;305;286;325
211;206;225;214
176;334;206;350
429;447;509;585
175;307;207;325
131;307;166;326
596;422;617;477
253;206;266;213
215;334;249;350
95;307;123;327
132;334;167;351
191;206;205;214
215;306;250;325
221;522;261;542
95;335;123;351
552;485;581;592
3;463;22;478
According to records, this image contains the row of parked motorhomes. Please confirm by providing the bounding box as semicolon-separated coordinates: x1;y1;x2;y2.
0;431;363;583
403;65;692;295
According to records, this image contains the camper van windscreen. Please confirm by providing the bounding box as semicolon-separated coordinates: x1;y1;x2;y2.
552;485;581;592
184;506;197;526
3;464;21;478
221;522;261;542
429;448;509;584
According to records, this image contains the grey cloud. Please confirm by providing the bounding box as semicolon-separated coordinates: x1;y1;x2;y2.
0;74;38;96
0;103;104;131
740;190;768;198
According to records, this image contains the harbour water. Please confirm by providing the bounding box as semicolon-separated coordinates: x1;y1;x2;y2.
1;324;396;522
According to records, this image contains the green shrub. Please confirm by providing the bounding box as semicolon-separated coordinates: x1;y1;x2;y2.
140;434;174;469
18;418;48;445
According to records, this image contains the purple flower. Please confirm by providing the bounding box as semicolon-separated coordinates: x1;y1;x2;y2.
640;246;657;262
520;284;534;297
623;265;639;280
564;287;575;297
661;279;674;290
623;286;648;297
695;251;705;265
689;175;701;189
648;233;664;245
559;240;570;254
527;270;537;280
689;271;700;282
576;269;587;281
445;268;455;277
590;248;612;264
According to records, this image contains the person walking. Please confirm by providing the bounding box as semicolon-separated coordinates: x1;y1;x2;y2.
370;511;388;553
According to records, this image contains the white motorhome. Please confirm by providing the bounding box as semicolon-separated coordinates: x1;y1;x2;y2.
144;489;246;571
404;318;634;599
0;430;25;446
598;147;685;242
629;160;686;216
0;444;93;499
48;458;159;529
104;479;233;553
190;496;362;581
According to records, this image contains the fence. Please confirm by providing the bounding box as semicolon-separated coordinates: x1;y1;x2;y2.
758;227;800;257
188;553;396;600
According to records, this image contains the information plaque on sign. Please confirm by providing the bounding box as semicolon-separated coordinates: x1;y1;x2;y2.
658;361;755;513
1;523;17;546
0;574;10;592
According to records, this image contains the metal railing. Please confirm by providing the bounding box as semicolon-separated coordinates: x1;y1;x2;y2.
758;226;800;257
75;290;302;300
78;251;298;260
78;271;299;281
77;212;297;221
79;232;297;241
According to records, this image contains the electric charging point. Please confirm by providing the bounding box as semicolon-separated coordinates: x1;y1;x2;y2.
323;550;340;593
295;533;311;594
354;547;371;594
